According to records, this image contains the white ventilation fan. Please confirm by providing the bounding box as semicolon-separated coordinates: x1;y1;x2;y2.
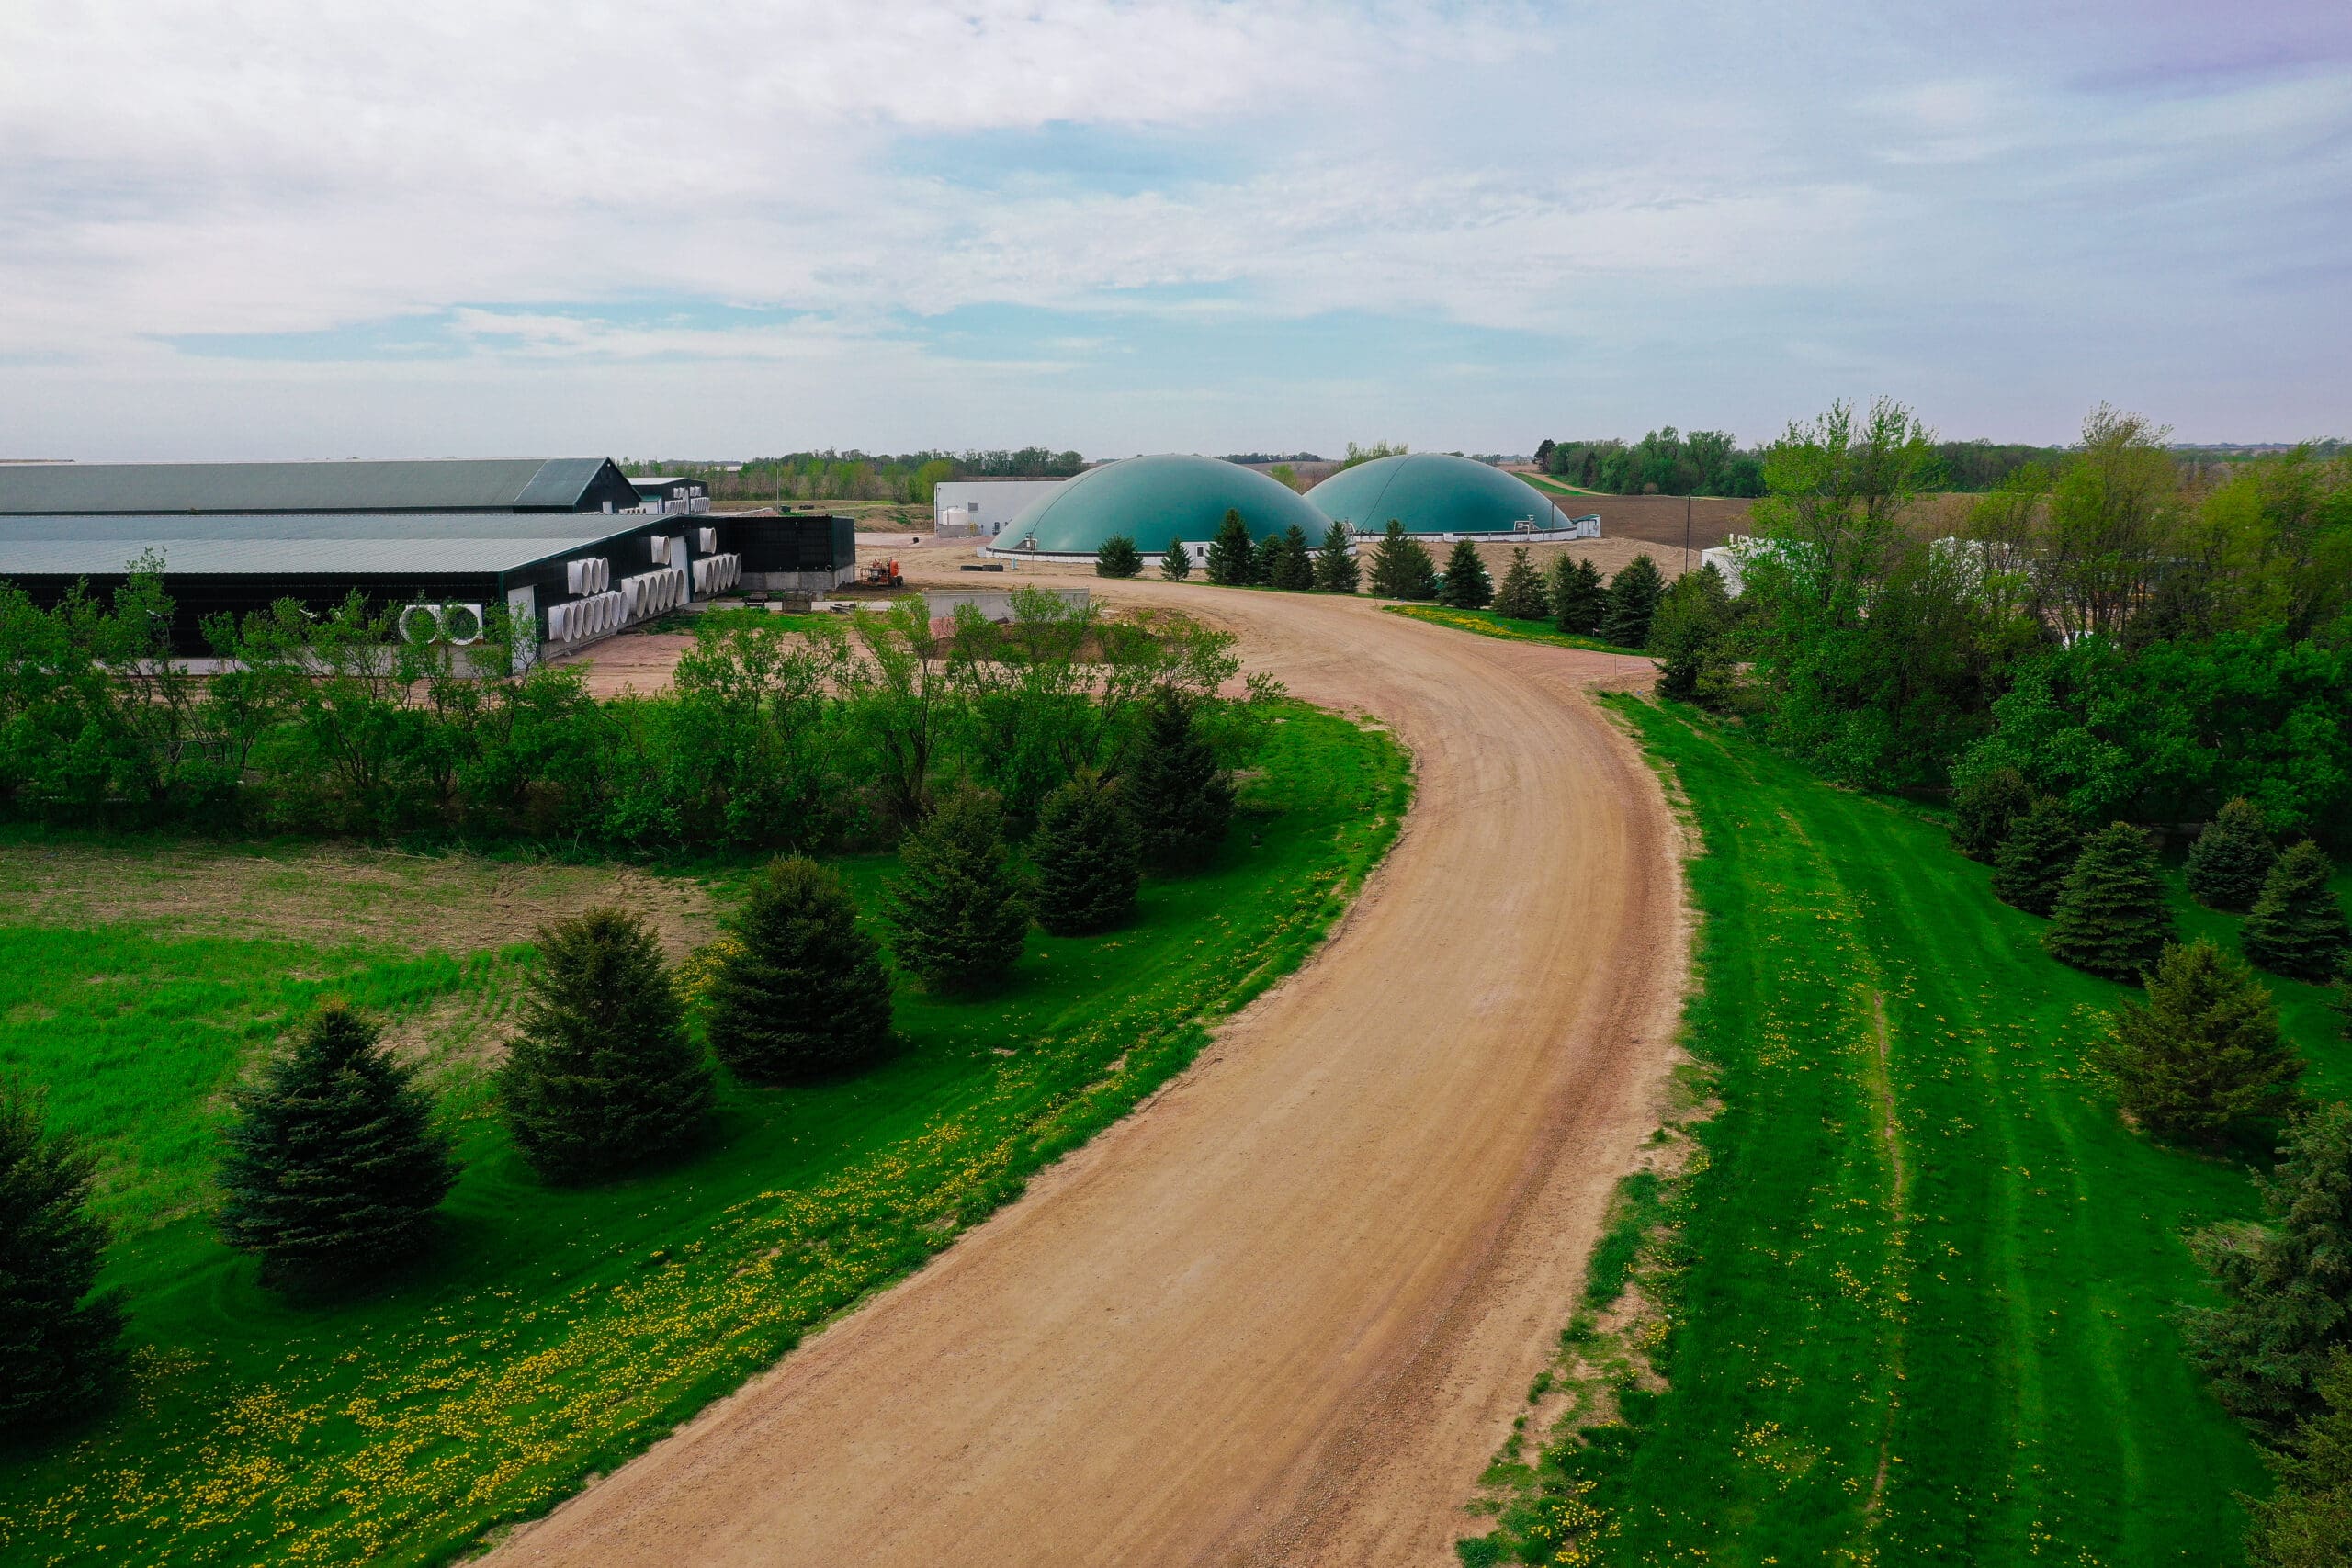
441;604;484;646
697;526;718;553
399;604;444;644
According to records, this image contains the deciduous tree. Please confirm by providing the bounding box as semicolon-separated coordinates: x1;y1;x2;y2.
1953;765;2034;862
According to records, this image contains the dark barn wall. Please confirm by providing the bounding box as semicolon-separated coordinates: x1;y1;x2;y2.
7;572;505;653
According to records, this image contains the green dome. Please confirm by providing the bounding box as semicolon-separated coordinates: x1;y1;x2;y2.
993;455;1328;556
1306;454;1570;536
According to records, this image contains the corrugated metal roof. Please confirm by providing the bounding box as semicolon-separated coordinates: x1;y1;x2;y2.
0;458;621;514
0;513;649;578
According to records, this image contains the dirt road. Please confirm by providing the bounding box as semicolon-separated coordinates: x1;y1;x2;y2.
494;582;1687;1567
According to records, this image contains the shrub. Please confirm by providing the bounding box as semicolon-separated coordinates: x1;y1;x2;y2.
1602;555;1665;647
1952;764;2033;862
1369;522;1441;601
2186;1100;2352;1431
499;908;712;1182
1268;524;1316;591
218;1002;458;1286
1160;538;1193;580
1205;509;1257;586
1032;770;1142;934
1312;522;1359;594
2186;797;2278;911
706;856;894;1081
1438;540;1494;610
1095;535;1143;579
2044;821;2175;980
1491;547;1550;620
885;785;1030;991
0;1082;126;1431
1990;795;2083;916
1549;556;1606;636
1124;687;1235;870
2244;842;2352;982
2092;939;2301;1145
2247;1348;2352;1567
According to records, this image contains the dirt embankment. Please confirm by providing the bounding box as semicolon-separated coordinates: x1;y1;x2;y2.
495;579;1689;1567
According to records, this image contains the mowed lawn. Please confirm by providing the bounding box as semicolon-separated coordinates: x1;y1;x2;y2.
1568;698;2350;1566
0;705;1408;1568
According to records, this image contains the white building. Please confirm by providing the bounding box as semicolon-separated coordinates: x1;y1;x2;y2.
933;479;1067;538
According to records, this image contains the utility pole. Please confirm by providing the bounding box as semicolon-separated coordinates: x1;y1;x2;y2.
1684;495;1692;575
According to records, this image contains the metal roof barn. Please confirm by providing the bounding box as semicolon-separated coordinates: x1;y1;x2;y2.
0;457;644;515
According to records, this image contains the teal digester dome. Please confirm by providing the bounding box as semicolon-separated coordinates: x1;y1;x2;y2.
1306;453;1570;536
993;455;1329;555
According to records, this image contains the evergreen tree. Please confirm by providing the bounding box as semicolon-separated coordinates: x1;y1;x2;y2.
1369;522;1439;600
1124;687;1235;870
1990;795;2083;916
2044;821;2176;980
2186;797;2278;912
707;857;894;1081
218;1003;458;1286
2334;956;2351;1044
1549;556;1606;636
1094;534;1143;579
2248;1348;2352;1567
1252;532;1283;585
1031;770;1142;934
2092;939;2301;1145
1204;509;1257;586
499;908;712;1182
1649;564;1735;705
0;1082;125;1430
1160;538;1193;581
1312;522;1360;594
2245;842;2352;982
1438;539;1495;610
1952;765;2034;862
1269;524;1316;591
1601;554;1665;647
2186;1100;2352;1431
1491;547;1549;620
885;785;1030;991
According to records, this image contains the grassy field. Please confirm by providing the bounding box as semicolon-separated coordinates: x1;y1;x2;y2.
0;704;1408;1567
1383;603;1649;659
1465;697;2348;1567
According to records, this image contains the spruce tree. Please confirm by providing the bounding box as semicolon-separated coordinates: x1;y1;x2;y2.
2334;955;2351;1043
2092;939;2301;1145
1094;535;1143;579
2248;1348;2352;1567
1952;765;2034;862
1438;539;1494;610
707;856;894;1081
1648;564;1734;703
1124;687;1235;870
499;908;712;1182
2044;821;2176;981
885;785;1030;992
1369;523;1440;601
0;1082;125;1430
1269;524;1315;590
1601;554;1665;647
1549;556;1606;636
1204;509;1256;586
2186;1100;2352;1431
218;1003;458;1287
1491;547;1549;621
1160;538;1193;581
2244;842;2352;982
1251;532;1283;585
1990;795;2083;916
1031;770;1142;935
1312;522;1359;594
2186;797;2278;912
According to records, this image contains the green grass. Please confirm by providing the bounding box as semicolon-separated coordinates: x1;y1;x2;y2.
1516;473;1611;499
0;703;1408;1567
1382;602;1648;658
1474;698;2348;1567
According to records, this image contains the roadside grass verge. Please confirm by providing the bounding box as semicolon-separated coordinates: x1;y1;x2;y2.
1380;603;1647;658
0;702;1408;1568
1463;697;2347;1566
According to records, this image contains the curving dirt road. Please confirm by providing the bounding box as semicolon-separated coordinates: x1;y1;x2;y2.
493;582;1687;1567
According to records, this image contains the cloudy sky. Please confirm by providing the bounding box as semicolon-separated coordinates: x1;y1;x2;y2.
3;1;2346;460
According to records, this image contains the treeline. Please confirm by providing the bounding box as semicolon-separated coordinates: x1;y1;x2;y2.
625;447;1089;507
0;576;1273;849
1532;430;2114;497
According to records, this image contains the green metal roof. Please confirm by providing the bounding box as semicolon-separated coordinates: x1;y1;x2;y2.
0;457;628;515
1306;454;1570;535
0;513;650;577
993;455;1328;555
